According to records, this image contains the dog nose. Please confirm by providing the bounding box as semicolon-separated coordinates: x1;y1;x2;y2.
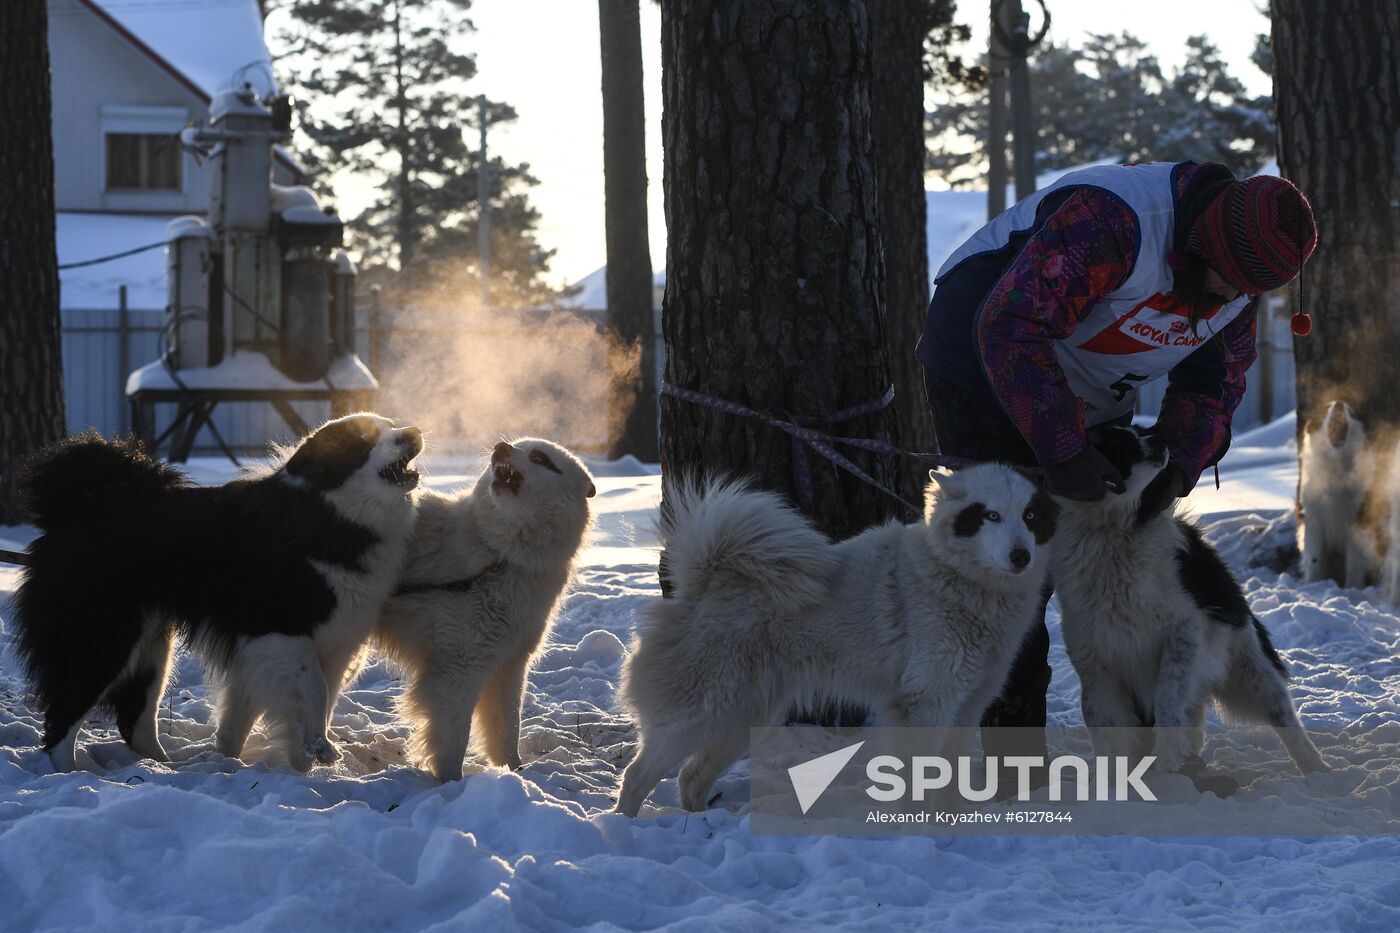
399;426;422;445
492;441;515;463
1010;547;1030;571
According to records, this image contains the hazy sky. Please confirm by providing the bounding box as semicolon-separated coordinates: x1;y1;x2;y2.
305;0;1273;290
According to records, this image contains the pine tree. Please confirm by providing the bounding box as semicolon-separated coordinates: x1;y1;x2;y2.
274;0;557;306
1273;1;1400;438
873;0;962;503
927;31;1274;184
599;0;658;461
0;0;67;523
659;0;902;541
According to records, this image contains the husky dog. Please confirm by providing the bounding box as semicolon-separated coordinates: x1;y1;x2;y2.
614;466;1059;817
13;414;423;772
375;439;595;782
1299;401;1378;587
1052;426;1328;776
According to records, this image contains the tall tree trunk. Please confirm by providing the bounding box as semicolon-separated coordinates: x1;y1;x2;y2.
870;0;935;506
1273;2;1400;448
0;0;67;523
392;1;414;271
600;0;658;460
659;0;902;540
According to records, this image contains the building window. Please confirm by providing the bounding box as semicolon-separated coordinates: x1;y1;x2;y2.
105;133;182;191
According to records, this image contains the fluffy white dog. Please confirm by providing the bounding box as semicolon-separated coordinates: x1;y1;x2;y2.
1299;400;1378;587
614;466;1058;817
375;438;595;781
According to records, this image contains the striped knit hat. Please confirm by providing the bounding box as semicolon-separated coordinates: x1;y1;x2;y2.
1187;176;1318;295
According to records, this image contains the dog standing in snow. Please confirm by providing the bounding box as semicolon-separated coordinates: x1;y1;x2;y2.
614;466;1058;818
374;439;595;782
1052;426;1327;777
13;414;423;772
1298;400;1379;587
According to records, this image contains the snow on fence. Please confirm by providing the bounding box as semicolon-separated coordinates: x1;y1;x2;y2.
61;289;334;453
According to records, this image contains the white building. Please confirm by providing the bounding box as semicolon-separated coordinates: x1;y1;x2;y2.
48;0;306;443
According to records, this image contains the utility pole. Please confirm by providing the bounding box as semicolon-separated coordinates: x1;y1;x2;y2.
477;94;492;311
987;0;1009;218
1005;0;1036;199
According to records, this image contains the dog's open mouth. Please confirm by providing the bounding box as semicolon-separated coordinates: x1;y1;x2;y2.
380;455;420;490
493;462;524;495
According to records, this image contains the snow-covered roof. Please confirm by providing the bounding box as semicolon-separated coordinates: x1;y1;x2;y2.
80;0;276;101
565;266;666;312
57;212;173;310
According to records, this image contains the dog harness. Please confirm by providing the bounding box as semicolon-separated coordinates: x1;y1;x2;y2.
393;560;504;597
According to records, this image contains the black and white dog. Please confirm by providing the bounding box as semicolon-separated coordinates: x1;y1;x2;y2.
1051;426;1328;777
13;414;422;772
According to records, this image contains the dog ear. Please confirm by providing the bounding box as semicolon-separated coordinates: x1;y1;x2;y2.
926;468;965;498
924;467;968;504
286;417;378;491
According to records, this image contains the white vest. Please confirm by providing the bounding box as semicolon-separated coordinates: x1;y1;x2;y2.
936;162;1251;426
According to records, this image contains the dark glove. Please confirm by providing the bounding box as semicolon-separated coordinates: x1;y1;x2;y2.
1136;462;1191;526
1044;446;1126;502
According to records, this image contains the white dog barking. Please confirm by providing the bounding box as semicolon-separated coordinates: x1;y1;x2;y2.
375;438;595;782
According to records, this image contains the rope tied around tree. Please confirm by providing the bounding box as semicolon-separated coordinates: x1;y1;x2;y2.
660;382;991;514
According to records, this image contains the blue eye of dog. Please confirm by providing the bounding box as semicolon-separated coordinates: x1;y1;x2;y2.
985;510;1001;523
530;449;562;474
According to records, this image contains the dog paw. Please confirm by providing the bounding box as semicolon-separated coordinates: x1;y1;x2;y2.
306;736;341;766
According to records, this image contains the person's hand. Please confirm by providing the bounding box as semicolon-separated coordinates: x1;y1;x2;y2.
1044;446;1126;502
1136;461;1191;526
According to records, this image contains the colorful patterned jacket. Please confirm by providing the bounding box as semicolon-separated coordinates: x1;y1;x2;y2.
916;162;1256;488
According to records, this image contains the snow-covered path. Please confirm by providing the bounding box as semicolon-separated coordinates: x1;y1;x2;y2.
2;427;1399;930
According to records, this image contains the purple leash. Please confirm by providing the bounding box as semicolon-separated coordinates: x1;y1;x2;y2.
660;382;982;513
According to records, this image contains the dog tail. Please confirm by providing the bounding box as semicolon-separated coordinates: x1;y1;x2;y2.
1250;614;1289;679
20;432;184;531
659;475;838;614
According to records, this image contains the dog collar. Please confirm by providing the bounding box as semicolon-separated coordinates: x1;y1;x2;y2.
393;560;504;597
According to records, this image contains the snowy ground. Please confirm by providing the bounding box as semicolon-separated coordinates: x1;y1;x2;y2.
2;416;1399;929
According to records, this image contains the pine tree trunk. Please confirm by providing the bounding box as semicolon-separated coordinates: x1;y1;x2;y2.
0;0;67;524
659;0;903;540
392;1;414;271
1273;1;1400;444
870;0;935;505
600;0;658;460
